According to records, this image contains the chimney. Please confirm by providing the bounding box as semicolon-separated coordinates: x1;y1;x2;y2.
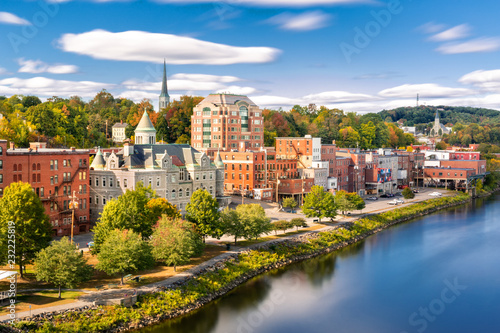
71;147;76;152
9;142;14;150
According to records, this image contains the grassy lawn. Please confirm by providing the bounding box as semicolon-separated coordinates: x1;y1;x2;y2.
0;245;227;292
0;290;83;316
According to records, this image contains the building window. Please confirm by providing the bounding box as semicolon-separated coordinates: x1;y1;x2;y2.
156;177;160;187
186;188;190;197
109;177;113;187
124;179;128;188
50;160;53;170
179;189;183;198
148;177;152;187
102;177;106;187
95;177;99;186
55;175;58;184
50;176;54;185
96;196;99;205
103;197;106;205
171;190;176;199
54;160;58;170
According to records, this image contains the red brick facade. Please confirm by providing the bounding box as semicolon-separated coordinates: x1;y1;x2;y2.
0;140;90;237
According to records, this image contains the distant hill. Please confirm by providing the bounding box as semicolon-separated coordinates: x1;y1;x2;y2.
378;106;500;126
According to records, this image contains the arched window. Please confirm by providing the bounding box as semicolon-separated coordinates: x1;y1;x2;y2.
171;189;176;199
178;189;183;198
13;164;17;172
186;188;190;197
0;146;2;155
32;163;36;171
18;164;22;172
37;163;41;171
209;186;213;195
32;174;36;183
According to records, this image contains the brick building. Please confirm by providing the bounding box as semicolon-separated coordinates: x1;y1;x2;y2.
423;167;476;190
275;135;321;168
440;159;487;175
191;94;264;154
0;140;90;237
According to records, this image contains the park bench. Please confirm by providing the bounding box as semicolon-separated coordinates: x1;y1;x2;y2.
123;274;133;281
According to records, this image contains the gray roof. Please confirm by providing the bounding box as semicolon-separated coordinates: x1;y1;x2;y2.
214;150;224;167
90;148;106;170
120;144;205;169
198;93;257;107
112;123;128;128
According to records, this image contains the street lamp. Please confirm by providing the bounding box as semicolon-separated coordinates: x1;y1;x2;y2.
69;191;79;244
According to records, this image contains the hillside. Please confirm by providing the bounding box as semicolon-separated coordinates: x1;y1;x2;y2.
379;106;500;127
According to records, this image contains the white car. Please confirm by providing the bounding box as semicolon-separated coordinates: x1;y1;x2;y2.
429;192;442;197
388;199;399;205
395;199;405;204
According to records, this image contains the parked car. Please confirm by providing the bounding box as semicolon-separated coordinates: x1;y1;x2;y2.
387;193;395;198
366;196;378;201
429;192;442;197
413;189;419;193
87;241;94;248
380;194;389;198
395;192;403;197
397;185;409;189
395;198;405;204
388;199;399;205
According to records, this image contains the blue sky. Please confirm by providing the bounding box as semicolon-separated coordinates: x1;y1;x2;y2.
1;0;500;112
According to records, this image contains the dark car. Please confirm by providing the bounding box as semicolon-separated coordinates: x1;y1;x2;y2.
413;189;419;193
395;192;403;197
366;196;378;201
380;194;389;198
387;193;395;198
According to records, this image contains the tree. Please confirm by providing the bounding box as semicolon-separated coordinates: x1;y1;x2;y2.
475;179;484;193
96;229;153;285
347;192;366;211
185;189;222;241
402;187;415;199
290;217;307;231
146;198;181;222
34;237;92;298
220;208;246;245
150;217;200;272
302;186;337;222
0;182;52;278
235;204;272;240
273;220;291;234
334;190;356;217
282;197;297;211
92;182;157;253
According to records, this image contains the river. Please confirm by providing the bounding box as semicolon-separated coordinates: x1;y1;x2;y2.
139;193;500;333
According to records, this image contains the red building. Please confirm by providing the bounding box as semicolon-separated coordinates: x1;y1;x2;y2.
0;140;90;237
450;151;481;160
440;159;487;175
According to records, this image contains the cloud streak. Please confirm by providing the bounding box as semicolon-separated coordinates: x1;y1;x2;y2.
57;29;281;65
429;24;470;42
267;11;332;31
436;37;500;54
0;11;31;25
17;59;79;74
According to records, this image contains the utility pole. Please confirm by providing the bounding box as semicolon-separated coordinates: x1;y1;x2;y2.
69;191;79;244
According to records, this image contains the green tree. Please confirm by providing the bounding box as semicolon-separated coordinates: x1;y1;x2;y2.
402;187;415;199
290;217;307;231
96;229;153;285
92;182;157;253
282;197;298;210
347;192;366;211
235;204;272;240
185;189;222;241
0;182;52;278
273;220;291;234
360;121;376;149
302;186;337;222
475;179;484;193
34;237;92;298
220;208;246;245
150;217;199;271
334;190;356;217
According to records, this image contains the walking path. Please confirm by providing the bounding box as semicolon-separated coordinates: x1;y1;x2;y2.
0;187;448;322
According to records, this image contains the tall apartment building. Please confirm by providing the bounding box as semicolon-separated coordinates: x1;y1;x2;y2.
0;140;90;237
275;135;322;168
191;94;264;154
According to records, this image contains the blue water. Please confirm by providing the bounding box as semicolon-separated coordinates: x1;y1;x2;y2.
139;193;500;333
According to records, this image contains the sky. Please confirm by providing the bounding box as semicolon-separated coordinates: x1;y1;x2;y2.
1;0;500;113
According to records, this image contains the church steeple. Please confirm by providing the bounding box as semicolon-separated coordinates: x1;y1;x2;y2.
159;59;170;111
435;109;440;120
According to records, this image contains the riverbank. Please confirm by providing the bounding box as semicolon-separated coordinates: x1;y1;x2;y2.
5;192;476;333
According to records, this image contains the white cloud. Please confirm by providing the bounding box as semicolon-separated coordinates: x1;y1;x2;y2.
0;77;114;98
267;11;331;31
170;73;241;83
17;59;79;74
0;12;30;25
417;22;446;34
302;91;375;103
436;37;500;54
157;0;371;6
57;29;281;65
459;69;500;91
216;86;257;95
378;83;475;98
0;68;8;75
250;95;302;108
429;24;470;42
